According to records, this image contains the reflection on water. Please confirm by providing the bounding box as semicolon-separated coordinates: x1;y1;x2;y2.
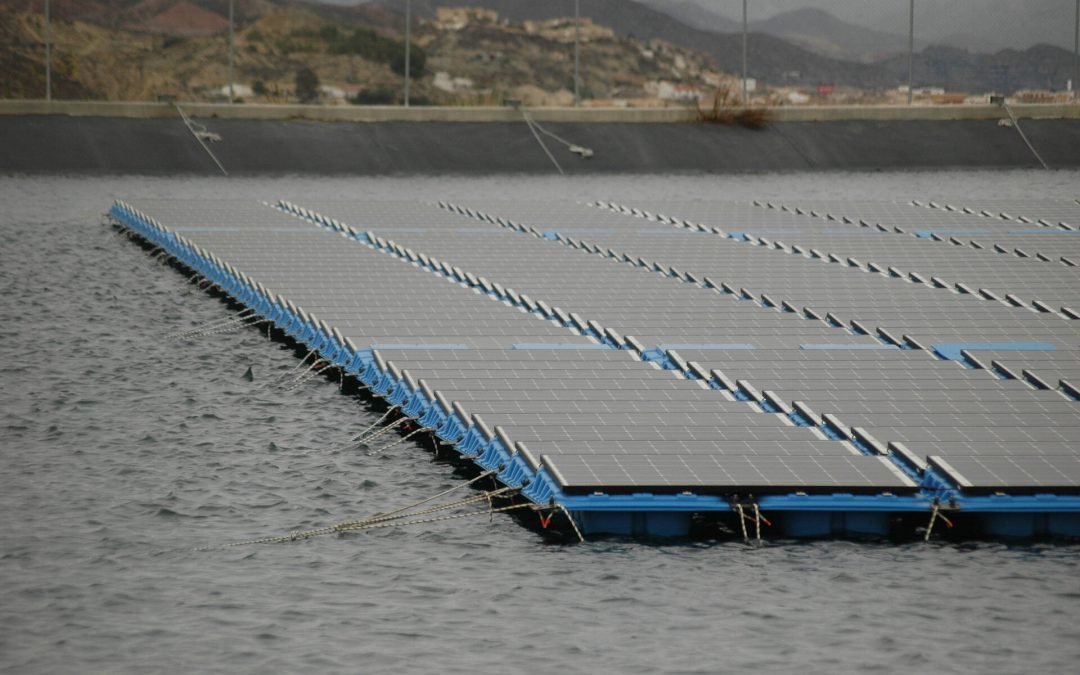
1;172;1078;674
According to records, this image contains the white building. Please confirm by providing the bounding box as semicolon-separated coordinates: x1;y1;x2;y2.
218;83;254;98
433;72;475;93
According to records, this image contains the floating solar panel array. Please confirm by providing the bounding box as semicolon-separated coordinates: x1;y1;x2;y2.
109;194;1080;539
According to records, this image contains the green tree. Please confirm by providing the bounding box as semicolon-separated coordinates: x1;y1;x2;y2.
295;67;320;102
391;44;426;79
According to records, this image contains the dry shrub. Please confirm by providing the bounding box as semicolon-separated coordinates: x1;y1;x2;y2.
696;88;770;129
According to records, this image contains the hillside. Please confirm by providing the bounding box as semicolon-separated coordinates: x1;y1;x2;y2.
373;0;1077;92
374;0;900;89
642;0;1076;53
0;2;724;104
879;43;1079;95
748;8;910;63
3;0;1073;101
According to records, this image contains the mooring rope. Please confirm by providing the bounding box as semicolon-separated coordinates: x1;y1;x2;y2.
175;307;255;330
1002;103;1050;170
261;349;317;389
558;504;586;543
175;103;228;176
350;406;400;442
366;427;431;456
529;118;595;158
194;482;522;550
735;503;748;544
172;311;261;340
276;358;327;391
334;486;519;531
522;110;565;175
164;308;254;339
923;503;953;542
924;503;940;542
179;318;266;341
197;504;533;551
368;470;498;520
357;416;410;445
282;362;333;392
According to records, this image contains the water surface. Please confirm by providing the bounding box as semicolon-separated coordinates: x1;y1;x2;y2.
2;172;1079;674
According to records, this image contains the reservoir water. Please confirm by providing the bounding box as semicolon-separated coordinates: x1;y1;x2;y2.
2;172;1079;674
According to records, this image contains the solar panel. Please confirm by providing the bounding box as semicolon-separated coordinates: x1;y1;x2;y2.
543;454;918;495
117;196;1080;506
928;455;1080;494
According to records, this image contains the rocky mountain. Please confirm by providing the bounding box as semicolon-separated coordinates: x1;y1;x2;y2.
371;0;901;89
879;43;1078;95
3;0;1073;101
748;8;910;63
0;0;719;103
641;0;1076;53
376;0;1077;92
633;0;738;34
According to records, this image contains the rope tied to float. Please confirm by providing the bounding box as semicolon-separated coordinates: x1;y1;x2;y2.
734;501;769;545
276;356;330;391
165;308;256;339
282;361;334;392
557;504;586;543
260;349;318;390
924;501;954;542
356;416;410;445
203;502;533;551
366;427;432;456
193;472;521;550
350;406;400;441
173;312;266;341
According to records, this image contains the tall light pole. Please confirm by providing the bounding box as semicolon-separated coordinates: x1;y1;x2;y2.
741;0;748;105
44;0;51;101
403;0;411;107
227;0;234;102
1073;0;1078;101
907;0;914;105
574;0;581;106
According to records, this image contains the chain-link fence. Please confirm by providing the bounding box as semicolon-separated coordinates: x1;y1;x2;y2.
4;0;1078;107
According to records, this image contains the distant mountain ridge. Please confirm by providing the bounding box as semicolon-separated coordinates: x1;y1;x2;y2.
748;8;911;63
370;0;1077;92
5;0;1075;94
371;0;900;89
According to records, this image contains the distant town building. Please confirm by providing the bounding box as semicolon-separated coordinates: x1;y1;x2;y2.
433;7;498;31
522;18;615;44
218;83;254;98
433;72;475;93
319;85;353;100
647;80;705;102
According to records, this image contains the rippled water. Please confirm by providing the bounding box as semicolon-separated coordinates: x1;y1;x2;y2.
2;173;1079;674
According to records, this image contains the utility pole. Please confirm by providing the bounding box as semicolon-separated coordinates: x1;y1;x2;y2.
1074;0;1078;101
228;0;234;102
44;0;51;101
574;0;581;106
741;0;748;105
404;0;411;107
907;0;914;105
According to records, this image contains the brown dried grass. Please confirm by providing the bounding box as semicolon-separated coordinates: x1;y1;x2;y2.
695;88;771;129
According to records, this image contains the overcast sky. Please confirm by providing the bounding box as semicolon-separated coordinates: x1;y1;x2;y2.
343;0;1078;51
691;0;1077;50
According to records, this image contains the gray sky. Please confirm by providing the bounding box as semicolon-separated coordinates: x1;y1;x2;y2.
692;0;1077;51
342;0;1078;51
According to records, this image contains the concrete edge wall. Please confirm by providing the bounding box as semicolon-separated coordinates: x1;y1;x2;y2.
1;99;1077;123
